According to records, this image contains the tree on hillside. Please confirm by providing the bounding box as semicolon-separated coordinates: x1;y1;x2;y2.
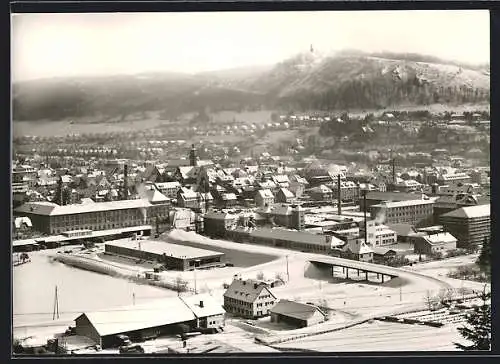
477;237;491;276
455;287;491;351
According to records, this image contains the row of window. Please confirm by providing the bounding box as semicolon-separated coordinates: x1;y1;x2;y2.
229;306;252;316
225;297;251;307
256;302;272;307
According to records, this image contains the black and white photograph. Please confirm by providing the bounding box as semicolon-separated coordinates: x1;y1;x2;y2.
11;9;491;355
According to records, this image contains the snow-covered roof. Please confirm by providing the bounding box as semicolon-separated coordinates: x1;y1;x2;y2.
15;199;151;216
257;189;274;199
223;279;275;303
76;298;197;337
441;204;490;219
270;299;326;321
422;232;457;245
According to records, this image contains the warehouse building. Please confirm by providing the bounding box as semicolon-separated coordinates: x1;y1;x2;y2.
74;294;225;349
104;239;224;271
270;300;327;328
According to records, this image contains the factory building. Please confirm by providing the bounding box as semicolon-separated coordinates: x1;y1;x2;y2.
438;204;490;249
104;239;224;271
370;199;435;227
14;198;169;235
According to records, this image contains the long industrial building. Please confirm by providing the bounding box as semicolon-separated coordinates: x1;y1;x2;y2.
75;294;225;348
104;239;225;271
14;198;169;235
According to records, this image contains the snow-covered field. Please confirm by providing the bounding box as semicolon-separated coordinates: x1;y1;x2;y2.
277;320;463;351
18;232;486;353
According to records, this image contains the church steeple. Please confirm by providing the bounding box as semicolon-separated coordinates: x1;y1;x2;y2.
189;144;198;167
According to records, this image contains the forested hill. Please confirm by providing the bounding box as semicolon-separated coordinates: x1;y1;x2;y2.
13;51;490;121
253;51;490;110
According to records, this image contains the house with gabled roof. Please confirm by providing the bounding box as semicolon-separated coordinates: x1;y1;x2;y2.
270;300;327;328
342;239;374;262
255;189;274;208
276;188;294;204
177;187;198;209
223;278;277;319
289;175;309;198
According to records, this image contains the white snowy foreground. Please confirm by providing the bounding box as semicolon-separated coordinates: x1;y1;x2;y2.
277;320;463;351
16;231;486;353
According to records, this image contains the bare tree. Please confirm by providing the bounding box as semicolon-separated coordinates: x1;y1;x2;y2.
437;288;455;306
256;271;265;280
175;276;188;293
424;290;438;311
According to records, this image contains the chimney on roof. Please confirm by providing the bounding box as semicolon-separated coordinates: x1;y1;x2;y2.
199;300;204;308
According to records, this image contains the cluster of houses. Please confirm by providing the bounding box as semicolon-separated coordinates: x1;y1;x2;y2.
13;144;490;257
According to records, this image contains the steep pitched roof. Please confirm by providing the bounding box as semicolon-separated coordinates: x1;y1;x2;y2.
278;188;294;199
223;279;275;303
144;189;169;203
387;223;418;237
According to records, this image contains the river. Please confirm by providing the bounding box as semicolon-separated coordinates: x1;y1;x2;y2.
13;249;177;333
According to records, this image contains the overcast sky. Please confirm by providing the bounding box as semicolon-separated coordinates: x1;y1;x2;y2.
11;10;490;81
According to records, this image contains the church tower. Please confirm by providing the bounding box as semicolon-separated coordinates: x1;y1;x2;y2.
189;144;198;167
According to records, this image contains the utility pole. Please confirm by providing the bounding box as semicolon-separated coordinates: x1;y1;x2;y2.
363;190;368;246
286;255;290;282
133;292;136;306
52;285;59;320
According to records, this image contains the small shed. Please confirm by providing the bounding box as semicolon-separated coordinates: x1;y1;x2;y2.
270;300;327;328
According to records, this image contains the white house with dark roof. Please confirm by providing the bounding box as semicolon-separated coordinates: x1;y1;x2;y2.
223;278;277;319
255;189;275;208
342;239;374;262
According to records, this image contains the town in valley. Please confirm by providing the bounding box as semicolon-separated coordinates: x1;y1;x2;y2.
11;10;491;355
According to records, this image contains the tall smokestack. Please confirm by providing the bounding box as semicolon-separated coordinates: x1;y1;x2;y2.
123;164;128;200
392;152;396;185
337;174;342;216
363;190;368;246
